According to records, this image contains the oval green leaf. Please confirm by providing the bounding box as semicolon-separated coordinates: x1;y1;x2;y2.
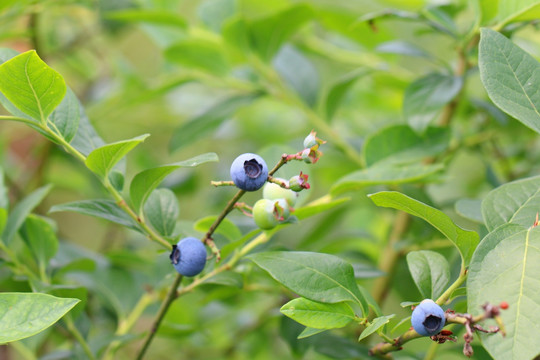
0;50;66;123
1;184;52;245
130;152;218;214
49;199;141;232
280;297;355;330
482;175;540;232
479;28;540;134
468;223;540;360
248;251;368;315
0;293;79;344
406;250;450;299
358;314;396;341
143;188;179;237
85;134;150;179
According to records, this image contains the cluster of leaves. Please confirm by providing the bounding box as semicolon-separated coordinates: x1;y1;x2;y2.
2;0;540;360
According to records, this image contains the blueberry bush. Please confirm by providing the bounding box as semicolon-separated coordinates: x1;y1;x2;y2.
1;1;540;359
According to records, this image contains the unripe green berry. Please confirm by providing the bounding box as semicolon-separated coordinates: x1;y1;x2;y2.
263;180;298;207
253;199;279;230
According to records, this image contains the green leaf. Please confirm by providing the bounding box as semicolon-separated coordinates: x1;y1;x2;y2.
403;72;462;133
325;69;369;121
369;191;480;266
249;3;314;60
47;287;87;320
85;134;150;179
70;106;106;156
406;250;450;299
331;163;443;196
0;293;79;344
0;209;6;235
297;327;326;339
480;0;540;26
21;215;59;268
165;38;229;75
363;125;450;166
0;50;66;122
130;152;218;214
49;199;141;232
455;198;484;224
294;197;350;220
358;314;395;341
169;94;259;153
273;45;319;106
105;9;186;28
0;167;8;209
194;216;241;242
198;0;236;32
479;28;540;134
1;184;52;245
468;224;540;360
143;188;179;237
280;297;355;330
249;251;368;315
481;175;540;232
49;87;80;143
376;40;432;58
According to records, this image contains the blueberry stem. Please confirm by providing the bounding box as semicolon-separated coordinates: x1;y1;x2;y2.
210;180;235;186
136;274;183;360
267;176;289;188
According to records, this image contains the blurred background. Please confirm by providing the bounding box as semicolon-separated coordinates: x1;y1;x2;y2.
1;0;539;359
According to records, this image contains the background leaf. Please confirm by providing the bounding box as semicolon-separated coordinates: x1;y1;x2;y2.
21;215;59;269
130;152;218;214
1;184;52;245
455;198;484;224
248;3;314;60
406;250;450;299
468;224;540;360
249;251;368;315
49;87;80;143
0;50;66;122
481;175;540;231
49;199;141;232
169;94;259;153
325;69;369;121
0;293;79;344
273;45;319;107
280;297;355;330
479;28;540;134
369;191;479;265
85;134;150;178
165;38;229;75
331;163;443;196
403;72;462;133
363;125;450;166
106;9;186;28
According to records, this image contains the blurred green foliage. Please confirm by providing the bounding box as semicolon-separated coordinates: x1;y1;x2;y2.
2;0;540;359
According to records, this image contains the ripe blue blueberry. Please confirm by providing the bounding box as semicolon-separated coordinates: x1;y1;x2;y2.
170;237;207;277
411;299;446;336
230;153;268;191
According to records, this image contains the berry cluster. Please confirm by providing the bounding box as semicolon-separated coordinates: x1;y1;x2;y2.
170;131;325;277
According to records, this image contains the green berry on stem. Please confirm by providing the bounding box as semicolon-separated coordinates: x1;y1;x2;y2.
253;199;279;230
263;180;298;207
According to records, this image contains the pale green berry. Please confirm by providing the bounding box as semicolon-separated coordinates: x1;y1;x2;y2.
253;199;279;230
263;180;298;207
